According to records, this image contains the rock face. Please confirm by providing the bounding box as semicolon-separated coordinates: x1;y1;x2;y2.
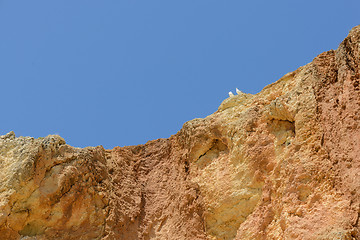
0;26;359;240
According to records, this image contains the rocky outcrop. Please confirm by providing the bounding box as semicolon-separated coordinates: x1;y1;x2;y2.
0;26;359;240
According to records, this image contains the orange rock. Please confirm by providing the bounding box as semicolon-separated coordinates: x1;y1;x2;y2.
0;25;359;239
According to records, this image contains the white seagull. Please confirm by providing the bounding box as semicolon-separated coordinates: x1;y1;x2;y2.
228;91;235;97
236;88;243;95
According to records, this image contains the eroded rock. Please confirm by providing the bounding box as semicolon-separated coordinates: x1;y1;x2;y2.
0;25;360;240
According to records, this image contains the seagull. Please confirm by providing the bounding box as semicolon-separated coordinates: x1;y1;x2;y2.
236;88;243;95
229;91;234;97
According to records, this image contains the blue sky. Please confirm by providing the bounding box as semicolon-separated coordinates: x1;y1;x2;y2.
0;1;359;148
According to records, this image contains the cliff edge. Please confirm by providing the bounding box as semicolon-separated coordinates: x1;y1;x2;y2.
1;25;360;240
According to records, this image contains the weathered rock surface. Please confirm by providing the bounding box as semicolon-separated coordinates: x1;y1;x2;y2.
1;26;360;240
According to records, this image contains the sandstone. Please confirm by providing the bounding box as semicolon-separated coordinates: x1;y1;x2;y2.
0;26;360;239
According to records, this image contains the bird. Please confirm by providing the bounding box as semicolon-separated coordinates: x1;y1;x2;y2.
236;88;243;95
229;91;234;97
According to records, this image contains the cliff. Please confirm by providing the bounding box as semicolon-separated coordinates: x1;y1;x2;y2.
0;25;359;240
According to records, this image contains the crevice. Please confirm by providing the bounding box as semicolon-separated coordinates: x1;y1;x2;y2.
138;186;146;231
192;139;229;171
195;139;221;162
321;133;325;146
184;160;189;174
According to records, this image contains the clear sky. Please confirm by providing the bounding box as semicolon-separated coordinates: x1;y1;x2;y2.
0;1;359;149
